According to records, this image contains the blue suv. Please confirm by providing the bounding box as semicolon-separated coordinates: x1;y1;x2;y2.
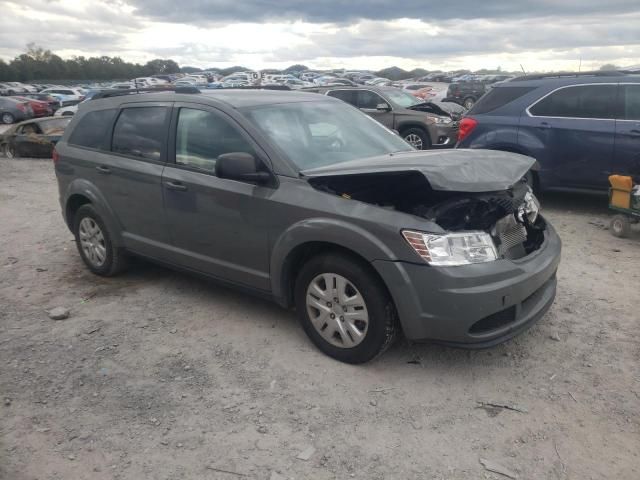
456;72;640;191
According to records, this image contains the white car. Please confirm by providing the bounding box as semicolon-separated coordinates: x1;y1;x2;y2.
55;104;78;116
110;83;135;90
40;87;85;102
181;75;208;85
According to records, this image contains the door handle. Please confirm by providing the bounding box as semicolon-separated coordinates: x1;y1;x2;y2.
164;181;187;191
95;165;111;174
629;129;640;135
537;122;551;129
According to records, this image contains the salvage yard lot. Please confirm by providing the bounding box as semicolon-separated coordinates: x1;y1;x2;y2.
1;157;639;480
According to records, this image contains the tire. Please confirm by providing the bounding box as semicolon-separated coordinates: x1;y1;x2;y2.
463;97;476;109
3;144;15;158
294;253;398;364
402;127;431;150
73;204;127;276
62;111;74;116
610;214;631;238
1;112;15;124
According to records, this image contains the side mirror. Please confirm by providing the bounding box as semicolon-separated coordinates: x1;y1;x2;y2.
215;152;271;184
376;102;391;111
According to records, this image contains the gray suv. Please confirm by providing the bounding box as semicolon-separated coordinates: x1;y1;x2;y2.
54;89;561;363
308;86;459;150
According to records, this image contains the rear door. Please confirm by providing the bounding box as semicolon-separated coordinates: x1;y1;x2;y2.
160;103;272;290
613;83;640;177
522;84;616;189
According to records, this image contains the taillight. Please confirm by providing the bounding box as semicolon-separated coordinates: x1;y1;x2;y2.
16;102;26;112
457;117;478;142
52;147;60;164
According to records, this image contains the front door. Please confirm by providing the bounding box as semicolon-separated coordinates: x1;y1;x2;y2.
161;104;272;291
614;83;640;177
355;90;394;128
521;83;617;190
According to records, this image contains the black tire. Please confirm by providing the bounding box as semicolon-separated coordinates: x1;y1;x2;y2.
294;253;398;364
401;127;431;150
1;112;15;124
3;144;15;158
463;97;476;109
73;204;127;276
610;214;631;238
62;111;74;116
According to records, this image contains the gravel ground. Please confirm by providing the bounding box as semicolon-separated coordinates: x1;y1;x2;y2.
1;157;639;480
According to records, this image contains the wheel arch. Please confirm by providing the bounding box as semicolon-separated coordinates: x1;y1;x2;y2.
271;219;399;309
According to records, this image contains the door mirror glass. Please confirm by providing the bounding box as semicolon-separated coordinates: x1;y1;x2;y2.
215;152;270;184
376;102;391;111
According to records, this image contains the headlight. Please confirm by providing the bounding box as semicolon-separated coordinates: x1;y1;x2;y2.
402;230;498;266
434;116;453;124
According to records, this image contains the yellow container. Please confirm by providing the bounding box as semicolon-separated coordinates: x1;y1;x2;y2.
609;175;633;209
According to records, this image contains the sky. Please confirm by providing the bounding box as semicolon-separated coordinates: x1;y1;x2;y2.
1;0;639;72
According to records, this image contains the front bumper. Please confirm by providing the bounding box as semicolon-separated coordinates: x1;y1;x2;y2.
373;221;561;346
431;123;458;148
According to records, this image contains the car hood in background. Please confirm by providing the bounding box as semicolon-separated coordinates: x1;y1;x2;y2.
300;149;535;193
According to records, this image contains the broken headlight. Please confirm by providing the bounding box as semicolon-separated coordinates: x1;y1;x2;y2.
402;230;498;266
517;189;540;224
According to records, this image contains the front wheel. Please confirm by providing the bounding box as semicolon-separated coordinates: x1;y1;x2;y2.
610;214;631;238
463;97;476;109
3;144;15;158
402;127;431;150
294;253;398;363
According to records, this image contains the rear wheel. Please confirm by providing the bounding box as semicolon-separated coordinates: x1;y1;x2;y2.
610;214;631;238
3;144;15;158
402;127;431;150
1;112;15;124
73;204;127;276
294;253;397;363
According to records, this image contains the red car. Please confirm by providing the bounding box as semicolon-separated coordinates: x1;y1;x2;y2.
11;96;53;117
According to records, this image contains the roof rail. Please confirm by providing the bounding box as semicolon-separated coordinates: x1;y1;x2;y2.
91;86;200;100
511;70;629;81
220;85;292;91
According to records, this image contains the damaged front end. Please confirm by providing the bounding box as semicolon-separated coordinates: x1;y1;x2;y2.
302;150;546;264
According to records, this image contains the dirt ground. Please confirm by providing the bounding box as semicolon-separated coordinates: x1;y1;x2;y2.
1;157;639;480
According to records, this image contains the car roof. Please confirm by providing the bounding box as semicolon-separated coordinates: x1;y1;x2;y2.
502;72;640;88
87;89;335;110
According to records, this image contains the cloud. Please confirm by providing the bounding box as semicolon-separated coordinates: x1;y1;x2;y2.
127;0;639;24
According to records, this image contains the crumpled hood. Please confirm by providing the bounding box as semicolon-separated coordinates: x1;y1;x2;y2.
300;149;535;193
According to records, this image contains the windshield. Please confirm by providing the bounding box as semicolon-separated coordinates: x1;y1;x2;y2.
384;89;422;108
244;101;412;170
40;118;72;134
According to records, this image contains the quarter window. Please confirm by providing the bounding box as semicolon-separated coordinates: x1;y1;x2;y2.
175;108;255;173
68;109;117;150
620;84;640;120
529;85;616;119
112;107;168;161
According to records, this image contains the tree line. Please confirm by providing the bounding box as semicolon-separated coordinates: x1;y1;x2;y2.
0;44;180;83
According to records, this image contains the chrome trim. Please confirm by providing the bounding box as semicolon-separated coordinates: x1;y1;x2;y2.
525;82;619;121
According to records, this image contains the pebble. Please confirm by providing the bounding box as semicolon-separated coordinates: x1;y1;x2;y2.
67;454;75;461
296;446;316;461
4;398;11;406
549;333;561;341
169;328;177;334
257;425;268;434
48;307;70;320
369;399;377;407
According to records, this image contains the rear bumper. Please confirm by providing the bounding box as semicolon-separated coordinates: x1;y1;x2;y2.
372;221;561;346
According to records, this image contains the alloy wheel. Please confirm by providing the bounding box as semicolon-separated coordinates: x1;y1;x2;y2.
1;113;14;124
305;273;369;348
79;217;107;267
404;133;423;149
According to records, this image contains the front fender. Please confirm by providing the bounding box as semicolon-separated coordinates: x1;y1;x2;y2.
270;217;398;302
64;178;124;246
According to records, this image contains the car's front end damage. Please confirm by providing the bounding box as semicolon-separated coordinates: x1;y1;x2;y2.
301;149;561;346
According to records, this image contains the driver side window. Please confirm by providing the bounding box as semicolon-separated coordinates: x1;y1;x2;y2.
175;108;255;173
356;91;385;109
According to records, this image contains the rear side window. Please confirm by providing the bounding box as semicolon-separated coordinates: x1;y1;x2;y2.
620;84;640;120
68;109;117;150
356;90;385;109
469;86;535;114
112;107;168;161
327;89;357;106
529;84;616;119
